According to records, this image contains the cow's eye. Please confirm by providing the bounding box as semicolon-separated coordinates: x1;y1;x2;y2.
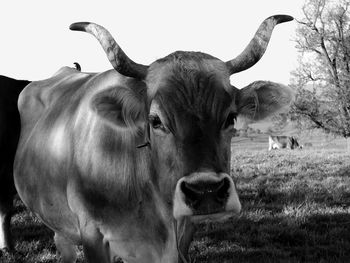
223;112;237;129
149;115;165;130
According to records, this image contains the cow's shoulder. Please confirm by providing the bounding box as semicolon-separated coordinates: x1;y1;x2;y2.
19;68;144;107
19;68;146;131
19;67;94;107
17;68;89;131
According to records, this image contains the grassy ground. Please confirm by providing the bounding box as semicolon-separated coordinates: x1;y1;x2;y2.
1;134;349;262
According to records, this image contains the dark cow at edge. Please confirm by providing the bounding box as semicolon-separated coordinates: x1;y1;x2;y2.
268;135;302;150
0;76;30;250
0;63;81;251
14;15;293;263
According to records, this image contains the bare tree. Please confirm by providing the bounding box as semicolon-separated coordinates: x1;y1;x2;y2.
291;0;350;144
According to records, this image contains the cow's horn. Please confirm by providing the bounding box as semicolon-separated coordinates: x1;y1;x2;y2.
225;15;293;75
70;22;148;80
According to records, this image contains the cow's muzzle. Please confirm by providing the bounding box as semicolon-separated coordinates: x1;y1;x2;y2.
173;172;241;220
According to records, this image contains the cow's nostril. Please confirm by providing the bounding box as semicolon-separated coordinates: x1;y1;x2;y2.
180;181;201;204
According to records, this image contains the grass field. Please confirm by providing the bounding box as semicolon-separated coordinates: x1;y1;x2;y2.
1;134;349;262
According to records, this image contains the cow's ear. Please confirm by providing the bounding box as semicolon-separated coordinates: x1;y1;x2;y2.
236;81;294;121
91;86;146;128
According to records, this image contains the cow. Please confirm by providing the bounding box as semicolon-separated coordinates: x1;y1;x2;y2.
14;15;293;263
268;135;302;150
0;75;30;251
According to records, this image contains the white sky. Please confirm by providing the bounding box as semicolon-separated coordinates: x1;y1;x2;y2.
0;0;304;88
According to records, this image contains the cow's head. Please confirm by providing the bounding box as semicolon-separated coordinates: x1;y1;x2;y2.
70;15;293;221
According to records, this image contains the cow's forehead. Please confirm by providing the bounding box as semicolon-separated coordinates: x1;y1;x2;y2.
146;51;233;99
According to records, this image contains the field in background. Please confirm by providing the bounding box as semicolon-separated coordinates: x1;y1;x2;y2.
1;133;350;262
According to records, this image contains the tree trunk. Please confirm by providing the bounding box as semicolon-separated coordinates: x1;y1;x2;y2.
347;137;350;152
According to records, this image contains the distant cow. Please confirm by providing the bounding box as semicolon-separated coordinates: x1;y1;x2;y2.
14;15;293;263
0;76;30;250
268;135;302;150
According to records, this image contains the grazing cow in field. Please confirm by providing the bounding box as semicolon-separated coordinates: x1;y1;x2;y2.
0;76;30;250
14;15;293;263
268;135;302;150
